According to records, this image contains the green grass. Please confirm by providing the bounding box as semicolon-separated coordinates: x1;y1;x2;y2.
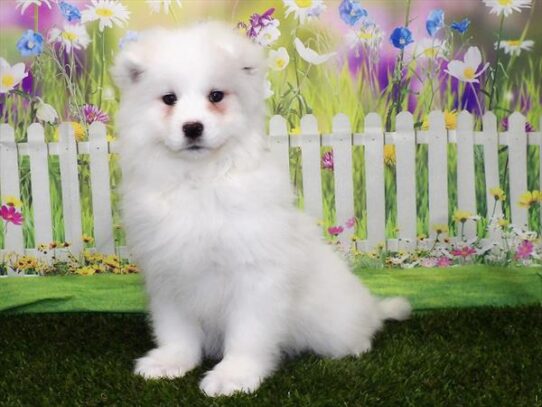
1;266;541;314
0;307;541;406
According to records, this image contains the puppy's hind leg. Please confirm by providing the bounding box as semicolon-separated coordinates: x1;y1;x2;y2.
135;298;202;380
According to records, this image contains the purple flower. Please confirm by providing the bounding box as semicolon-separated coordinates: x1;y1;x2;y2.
345;217;356;228
339;0;368;26
451;18;470;34
328;225;344;236
501;117;534;132
426;9;444;37
82;104;109;124
321;151;334;170
515;240;534;260
247;8;275;39
389;27;413;50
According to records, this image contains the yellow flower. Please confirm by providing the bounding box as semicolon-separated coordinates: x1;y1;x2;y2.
421;110;457;130
418;234;427;241
432;224;449;234
453;210;473;223
75;266;96;276
82;234;94;244
497;218;509;228
124;263;140;273
37;243;48;253
384;144;396;167
104;255;120;269
518;190;541;208
106;134;117;142
350;234;358;242
3;195;22;208
444;110;457;130
489;186;506;201
290;126;301;135
15;256;38;271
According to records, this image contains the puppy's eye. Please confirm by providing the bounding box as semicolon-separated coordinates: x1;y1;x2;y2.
208;91;224;103
162;93;177;106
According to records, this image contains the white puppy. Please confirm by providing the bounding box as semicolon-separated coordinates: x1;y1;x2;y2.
112;22;411;397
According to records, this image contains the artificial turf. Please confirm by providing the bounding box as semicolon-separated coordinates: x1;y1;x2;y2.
1;307;541;406
1;265;541;313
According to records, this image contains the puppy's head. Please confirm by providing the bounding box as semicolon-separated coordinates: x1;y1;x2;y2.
112;22;266;161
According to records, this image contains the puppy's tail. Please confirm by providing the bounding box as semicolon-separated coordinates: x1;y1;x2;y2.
377;297;412;321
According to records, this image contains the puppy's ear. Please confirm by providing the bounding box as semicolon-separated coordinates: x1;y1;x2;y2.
111;48;145;90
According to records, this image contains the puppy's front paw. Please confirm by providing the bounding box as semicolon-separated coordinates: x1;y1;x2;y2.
199;359;265;397
134;346;199;380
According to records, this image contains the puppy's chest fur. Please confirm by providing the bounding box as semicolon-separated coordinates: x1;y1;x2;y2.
123;168;291;275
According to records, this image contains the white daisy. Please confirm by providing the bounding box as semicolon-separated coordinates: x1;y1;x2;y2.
346;24;383;49
283;0;326;24
144;0;182;14
444;46;489;83
482;0;532;17
48;24;91;53
268;47;290;71
294;37;336;65
496;39;534;56
0;58;28;94
254;23;281;47
15;0;52;14
414;38;448;60
82;0;130;32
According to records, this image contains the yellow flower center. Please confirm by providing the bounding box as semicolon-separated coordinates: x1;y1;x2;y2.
276;59;286;69
1;74;15;89
383;144;396;166
505;40;521;47
295;0;313;8
444;111;457;130
96;7;114;17
423;47;438;58
497;0;512;5
463;67;475;80
62;31;78;42
357;31;374;40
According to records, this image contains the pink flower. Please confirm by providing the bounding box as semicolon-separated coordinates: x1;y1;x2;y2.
450;246;476;258
421;257;438;267
82;104;109;124
322;151;334;170
0;205;24;225
436;256;452;267
328;225;344;236
345;217;356;228
515;240;534;260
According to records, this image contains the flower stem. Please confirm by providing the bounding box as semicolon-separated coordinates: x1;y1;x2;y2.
469;82;484;118
34;4;38;32
489;14;505;111
99;31;106;109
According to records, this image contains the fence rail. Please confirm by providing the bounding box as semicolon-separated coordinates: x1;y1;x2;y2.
1;111;541;257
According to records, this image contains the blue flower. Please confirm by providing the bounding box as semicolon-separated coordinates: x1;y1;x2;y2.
426;9;444;37
58;1;81;23
451;18;470;34
339;0;368;26
389;27;413;49
16;30;44;57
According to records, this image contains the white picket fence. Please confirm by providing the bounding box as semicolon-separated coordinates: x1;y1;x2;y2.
0;111;540;258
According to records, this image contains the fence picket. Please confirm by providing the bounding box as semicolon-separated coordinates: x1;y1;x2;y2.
268;115;289;173
0;124;24;252
427;111;448;237
482;112;502;240
27;124;53;248
507;112;528;227
456;111;477;240
331;114;354;245
88;123;114;254
58;123;83;254
395;112;417;249
364;113;386;249
299;115;323;221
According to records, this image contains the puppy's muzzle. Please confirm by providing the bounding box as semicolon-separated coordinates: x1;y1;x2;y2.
183;122;204;140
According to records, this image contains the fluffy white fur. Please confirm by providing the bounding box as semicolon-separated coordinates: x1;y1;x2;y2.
112;22;411;397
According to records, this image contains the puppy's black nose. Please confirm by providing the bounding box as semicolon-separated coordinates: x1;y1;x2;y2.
183;122;204;139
